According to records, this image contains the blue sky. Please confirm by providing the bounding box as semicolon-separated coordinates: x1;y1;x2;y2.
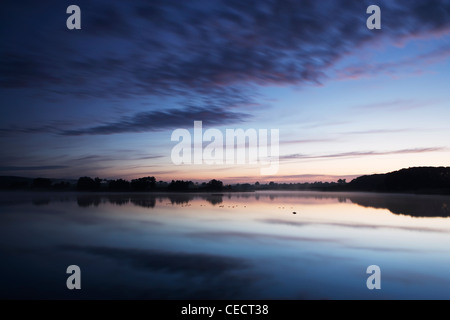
1;0;450;183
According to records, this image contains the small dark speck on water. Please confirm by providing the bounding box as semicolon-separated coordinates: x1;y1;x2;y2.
292;212;297;214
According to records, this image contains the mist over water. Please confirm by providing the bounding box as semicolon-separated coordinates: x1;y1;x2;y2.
1;191;450;299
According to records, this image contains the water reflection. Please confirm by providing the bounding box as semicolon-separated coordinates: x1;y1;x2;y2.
77;195;101;207
1;191;450;299
348;193;450;217
2;191;448;218
205;194;224;206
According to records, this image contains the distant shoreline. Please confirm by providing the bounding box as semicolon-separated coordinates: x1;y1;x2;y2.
1;187;449;197
1;166;449;196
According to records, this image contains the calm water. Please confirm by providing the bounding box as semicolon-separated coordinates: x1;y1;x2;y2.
1;191;450;300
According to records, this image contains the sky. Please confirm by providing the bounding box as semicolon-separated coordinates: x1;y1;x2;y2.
1;0;450;183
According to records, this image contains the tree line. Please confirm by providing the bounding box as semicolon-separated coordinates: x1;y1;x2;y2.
0;176;226;192
0;175;344;192
76;176;226;192
1;167;449;194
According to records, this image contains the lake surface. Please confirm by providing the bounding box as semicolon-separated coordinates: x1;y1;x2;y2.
1;191;450;299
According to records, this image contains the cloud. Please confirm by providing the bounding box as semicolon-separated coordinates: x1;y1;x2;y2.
0;165;69;172
134;155;165;160
2;0;450;104
281;147;446;161
68;154;165;162
0;124;60;135
336;44;450;80
341;128;414;135
59;106;250;135
350;99;440;113
248;174;361;182
281;138;338;145
225;173;360;183
353;99;430;110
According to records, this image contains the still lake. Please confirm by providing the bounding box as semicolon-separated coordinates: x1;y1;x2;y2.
1;191;450;299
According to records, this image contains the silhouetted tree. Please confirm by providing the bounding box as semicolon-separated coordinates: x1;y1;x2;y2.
53;181;71;190
32;198;50;205
131;176;156;191
108;179;131;191
168;180;193;191
94;177;102;187
32;178;52;189
77;176;101;191
205;179;223;191
348;167;450;194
